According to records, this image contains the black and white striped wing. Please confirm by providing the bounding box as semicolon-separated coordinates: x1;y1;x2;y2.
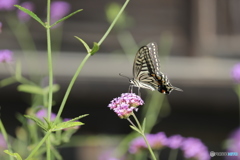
132;43;159;90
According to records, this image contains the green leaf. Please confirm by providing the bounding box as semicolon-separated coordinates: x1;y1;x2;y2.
52;121;84;131
74;36;91;53
24;115;48;132
0;77;16;87
4;150;22;160
17;84;44;95
90;42;100;55
51;9;83;28
65;114;89;122
129;125;141;134
14;5;45;27
43;84;60;95
43;117;53;130
142;118;146;133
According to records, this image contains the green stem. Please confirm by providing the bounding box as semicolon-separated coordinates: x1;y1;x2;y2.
46;0;53;160
54;53;91;124
132;113;157;160
0;120;14;160
26;131;52;160
168;149;178;160
98;0;130;46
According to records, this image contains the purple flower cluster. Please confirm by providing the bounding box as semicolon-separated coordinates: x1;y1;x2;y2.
226;127;240;160
0;133;7;150
0;50;13;63
181;137;210;160
129;132;210;160
129;132;168;154
36;108;56;122
108;93;144;119
231;63;240;83
0;0;19;11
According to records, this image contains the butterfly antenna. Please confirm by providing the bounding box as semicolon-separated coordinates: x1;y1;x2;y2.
119;73;131;81
173;86;183;92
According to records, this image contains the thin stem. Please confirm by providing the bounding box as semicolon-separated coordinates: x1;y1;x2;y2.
0;120;14;160
97;0;130;46
168;149;178;160
46;0;53;160
131;113;157;160
54;53;91;124
26;131;52;160
127;117;137;128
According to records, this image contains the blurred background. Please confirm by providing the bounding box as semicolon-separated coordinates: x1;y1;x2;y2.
0;0;239;160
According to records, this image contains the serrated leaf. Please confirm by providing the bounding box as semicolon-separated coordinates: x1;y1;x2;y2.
90;42;100;55
4;150;22;160
74;36;91;53
14;5;45;27
129;125;141;134
0;77;16;87
18;84;44;95
43;84;60;95
24;115;48;132
52;121;84;131
51;9;83;28
66;114;89;122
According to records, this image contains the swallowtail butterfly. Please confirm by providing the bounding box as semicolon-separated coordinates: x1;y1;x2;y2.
128;42;182;95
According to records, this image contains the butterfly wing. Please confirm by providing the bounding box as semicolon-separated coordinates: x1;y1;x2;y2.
132;43;158;91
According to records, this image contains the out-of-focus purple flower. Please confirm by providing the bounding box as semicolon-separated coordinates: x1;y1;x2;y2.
17;1;35;22
231;63;240;83
167;134;184;149
0;0;19;11
63;118;80;130
0;134;7;150
181;137;210;160
225;128;240;160
51;1;71;22
0;50;13;63
129;132;168;154
108;93;144;119
36;108;56;121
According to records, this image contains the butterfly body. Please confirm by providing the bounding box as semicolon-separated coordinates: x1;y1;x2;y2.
130;42;182;95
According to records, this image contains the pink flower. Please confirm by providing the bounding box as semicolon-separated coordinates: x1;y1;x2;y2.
50;1;71;27
0;50;13;63
0;0;19;11
129;132;168;153
36;108;56;122
108;93;144;119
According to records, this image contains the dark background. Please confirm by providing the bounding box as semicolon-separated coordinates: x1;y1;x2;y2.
0;0;239;160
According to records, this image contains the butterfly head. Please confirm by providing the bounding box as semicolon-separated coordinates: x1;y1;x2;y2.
159;75;183;94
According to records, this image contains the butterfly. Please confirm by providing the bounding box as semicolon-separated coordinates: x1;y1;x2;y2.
127;42;182;95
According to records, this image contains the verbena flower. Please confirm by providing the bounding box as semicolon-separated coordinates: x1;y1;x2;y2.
231;63;240;83
181;137;210;160
0;133;7;150
0;50;13;63
167;134;184;149
36;108;56;122
108;93;144;119
17;1;34;22
0;0;19;11
225;127;240;160
129;132;168;154
50;1;71;25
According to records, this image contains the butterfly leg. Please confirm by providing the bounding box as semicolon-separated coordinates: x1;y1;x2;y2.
138;87;141;97
128;85;133;93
